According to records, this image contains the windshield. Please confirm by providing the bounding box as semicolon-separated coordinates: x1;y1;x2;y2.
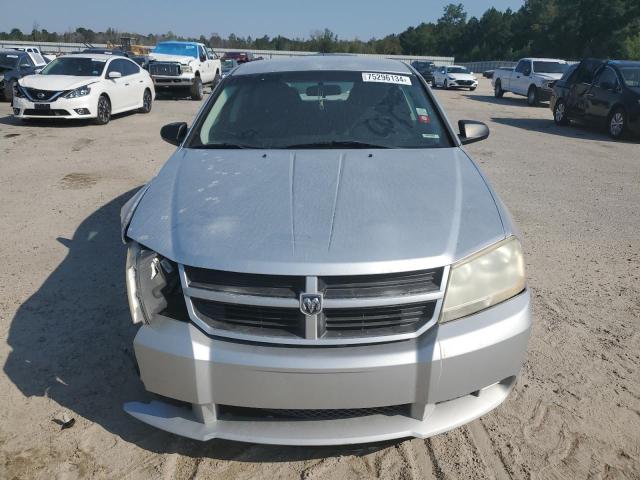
40;57;106;76
619;67;640;88
0;53;20;69
189;71;452;149
154;43;198;58
448;67;468;74
222;60;236;71
533;61;568;74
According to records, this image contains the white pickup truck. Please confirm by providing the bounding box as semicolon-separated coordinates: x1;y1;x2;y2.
492;58;570;105
148;41;221;100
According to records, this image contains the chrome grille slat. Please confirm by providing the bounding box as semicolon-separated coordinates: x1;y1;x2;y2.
180;265;447;345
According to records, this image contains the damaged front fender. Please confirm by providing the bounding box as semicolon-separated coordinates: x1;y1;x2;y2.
120;184;152;243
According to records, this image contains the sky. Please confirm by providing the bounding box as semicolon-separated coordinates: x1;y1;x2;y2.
1;0;524;40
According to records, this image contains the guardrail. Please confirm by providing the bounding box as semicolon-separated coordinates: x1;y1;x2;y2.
0;40;454;65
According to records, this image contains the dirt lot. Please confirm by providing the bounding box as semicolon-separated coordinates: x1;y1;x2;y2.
1;79;639;479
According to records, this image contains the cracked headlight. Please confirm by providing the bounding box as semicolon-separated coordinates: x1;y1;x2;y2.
126;242;188;324
441;237;526;323
64;85;91;98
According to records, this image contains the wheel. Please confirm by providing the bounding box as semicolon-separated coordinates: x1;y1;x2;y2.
139;88;152;113
431;79;437;88
191;76;203;100
212;72;221;89
553;99;569;126
527;86;539;106
94;95;111;125
4;79;16;102
494;80;504;98
444;80;448;90
608;108;626;139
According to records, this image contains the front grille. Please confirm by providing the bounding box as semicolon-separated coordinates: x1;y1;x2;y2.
219;404;410;421
321;269;442;298
323;302;436;336
149;62;181;76
24;88;62;102
192;299;303;337
23;109;70;116
185;266;303;298
184;266;445;344
456;80;474;86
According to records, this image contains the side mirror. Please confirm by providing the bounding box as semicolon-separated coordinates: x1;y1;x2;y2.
458;120;490;145
200;55;206;62
160;122;188;146
108;71;122;79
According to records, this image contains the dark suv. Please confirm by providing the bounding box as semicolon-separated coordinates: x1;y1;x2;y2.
1;50;40;101
550;59;640;139
411;61;436;84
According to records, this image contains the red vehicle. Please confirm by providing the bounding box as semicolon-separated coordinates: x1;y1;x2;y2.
222;51;257;64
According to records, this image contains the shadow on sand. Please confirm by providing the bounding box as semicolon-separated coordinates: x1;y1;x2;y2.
3;189;392;461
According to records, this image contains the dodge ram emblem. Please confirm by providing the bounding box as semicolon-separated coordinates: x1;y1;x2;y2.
300;293;322;316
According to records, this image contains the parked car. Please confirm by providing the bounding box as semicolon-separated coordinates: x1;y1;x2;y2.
222;51;255;64
432;65;478;90
10;46;49;66
121;56;530;445
80;48;130;57
483;69;497;79
551;59;640;139
12;53;155;125
148;41;221;100
492;58;569;106
1;50;44;101
221;58;238;79
410;60;436;84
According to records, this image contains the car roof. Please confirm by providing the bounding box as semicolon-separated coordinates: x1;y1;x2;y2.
524;58;567;62
61;53;121;61
0;49;26;55
232;55;413;76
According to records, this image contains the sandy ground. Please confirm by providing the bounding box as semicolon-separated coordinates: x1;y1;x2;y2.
0;79;639;479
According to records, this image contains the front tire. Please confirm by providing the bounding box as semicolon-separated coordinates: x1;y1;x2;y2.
527;86;539;106
444;80;449;90
494;80;504;98
553;99;569;126
94;95;111;125
191;77;203;100
608;108;627;139
4;79;16;102
469;86;477;91
139;88;152;113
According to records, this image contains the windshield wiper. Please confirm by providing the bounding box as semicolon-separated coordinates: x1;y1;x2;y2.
283;141;390;149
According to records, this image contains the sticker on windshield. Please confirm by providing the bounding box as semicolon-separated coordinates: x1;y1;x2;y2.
362;72;412;85
422;133;440;139
7;54;19;58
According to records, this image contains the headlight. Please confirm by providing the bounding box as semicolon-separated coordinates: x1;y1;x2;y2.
126;242;188;324
64;85;91;98
441;237;526;323
448;76;456;80
181;65;192;73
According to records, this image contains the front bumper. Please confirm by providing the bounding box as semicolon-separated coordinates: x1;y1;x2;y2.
12;94;98;119
448;80;478;88
152;74;195;88
125;290;531;445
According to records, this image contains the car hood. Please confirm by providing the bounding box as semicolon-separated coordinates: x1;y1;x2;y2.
535;72;564;81
19;74;99;91
149;53;194;64
449;73;475;81
127;148;506;275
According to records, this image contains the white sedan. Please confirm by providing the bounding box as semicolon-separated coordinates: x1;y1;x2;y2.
432;65;478;91
12;54;155;125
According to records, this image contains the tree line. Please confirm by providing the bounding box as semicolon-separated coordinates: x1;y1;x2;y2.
2;1;639;61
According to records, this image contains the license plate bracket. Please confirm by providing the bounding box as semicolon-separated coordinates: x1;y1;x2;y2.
34;103;50;110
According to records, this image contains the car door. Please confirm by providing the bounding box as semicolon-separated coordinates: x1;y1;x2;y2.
199;45;213;84
511;60;530;95
123;59;146;106
436;66;446;86
104;59;131;112
585;66;621;124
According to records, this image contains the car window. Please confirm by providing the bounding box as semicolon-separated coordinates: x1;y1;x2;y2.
107;59;126;76
190;70;453;149
40;57;106;76
0;53;20;69
154;43;198;58
447;67;468;74
199;46;206;60
533;61;568;74
123;59;140;75
561;64;578;82
515;61;527;73
594;67;619;89
19;55;33;68
619;67;640;88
